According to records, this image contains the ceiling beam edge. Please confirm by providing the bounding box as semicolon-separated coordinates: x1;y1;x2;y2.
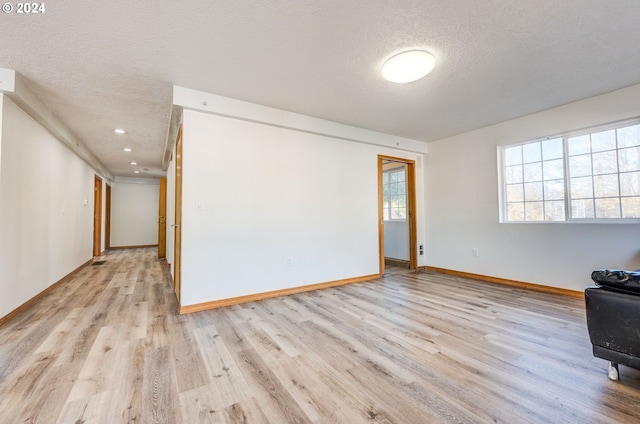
0;68;114;181
172;85;429;155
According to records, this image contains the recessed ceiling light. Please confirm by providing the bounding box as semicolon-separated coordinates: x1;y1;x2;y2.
130;161;137;165
134;170;140;174
114;128;126;134
381;50;436;83
123;148;132;152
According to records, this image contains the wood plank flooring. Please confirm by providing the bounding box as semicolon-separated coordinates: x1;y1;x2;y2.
2;248;640;423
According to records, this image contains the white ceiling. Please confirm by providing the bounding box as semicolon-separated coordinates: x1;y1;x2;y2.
2;1;640;178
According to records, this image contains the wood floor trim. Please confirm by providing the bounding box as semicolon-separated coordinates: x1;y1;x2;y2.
179;273;381;314
423;266;584;298
108;244;158;250
0;258;93;326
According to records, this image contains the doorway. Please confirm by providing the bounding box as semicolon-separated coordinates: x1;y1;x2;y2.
158;177;167;259
378;155;417;276
105;184;111;250
93;175;102;257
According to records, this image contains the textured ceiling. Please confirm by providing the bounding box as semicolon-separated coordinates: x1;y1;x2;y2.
2;1;640;178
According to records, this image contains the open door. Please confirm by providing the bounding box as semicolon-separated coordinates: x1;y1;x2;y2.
93;175;102;257
173;126;183;303
378;155;417;275
105;184;111;250
158;177;167;259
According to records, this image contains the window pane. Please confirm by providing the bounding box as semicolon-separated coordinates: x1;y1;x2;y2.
571;199;595;218
542;138;563;160
544;201;565;221
390;184;398;195
569;155;592;177
396;207;407;219
620;172;640;196
505;165;523;184
505;146;522;166
525;202;544;221
523;163;542;182
622;197;640;218
390;172;398;183
523;142;541;163
543;159;564;180
507;202;525;221
506;184;524;202
396;170;405;182
568;135;591;156
383;208;389;220
544;180;564;200
503;121;640;222
524;182;543;201
398;182;406;194
571;176;593;199
592;150;618;175
595;198;621;218
594;174;619;198
382;173;388;184
619;146;640;172
591;129;616;152
618;124;640;148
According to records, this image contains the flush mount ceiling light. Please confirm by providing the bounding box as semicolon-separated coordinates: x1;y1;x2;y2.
381;50;436;83
113;128;126;134
130;161;137;165
123;148;132;152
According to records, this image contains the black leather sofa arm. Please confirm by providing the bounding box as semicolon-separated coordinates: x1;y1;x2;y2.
591;269;640;294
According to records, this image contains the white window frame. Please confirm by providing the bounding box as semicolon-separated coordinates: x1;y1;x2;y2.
382;166;408;221
499;118;640;223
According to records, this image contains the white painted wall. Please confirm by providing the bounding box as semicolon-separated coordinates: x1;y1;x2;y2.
425;83;640;292
180;110;426;306
384;221;409;261
0;96;96;318
110;178;159;247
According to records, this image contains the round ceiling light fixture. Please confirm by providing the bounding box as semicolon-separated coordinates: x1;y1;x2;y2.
113;128;126;134
381;50;436;83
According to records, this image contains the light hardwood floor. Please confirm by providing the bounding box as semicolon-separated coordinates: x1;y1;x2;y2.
1;248;640;423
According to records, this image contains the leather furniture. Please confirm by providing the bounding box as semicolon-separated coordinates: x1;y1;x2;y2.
585;269;640;380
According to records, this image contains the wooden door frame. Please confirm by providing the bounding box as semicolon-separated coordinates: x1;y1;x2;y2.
158;177;167;259
105;184;111;250
93;175;103;257
378;155;418;275
173;125;183;303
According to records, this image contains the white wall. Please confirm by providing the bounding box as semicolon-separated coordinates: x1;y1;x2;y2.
180;110;426;306
0;96;97;318
384;221;409;261
110;178;159;247
425;83;640;292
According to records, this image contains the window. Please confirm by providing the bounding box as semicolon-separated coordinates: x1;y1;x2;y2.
501;120;640;222
383;167;407;220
